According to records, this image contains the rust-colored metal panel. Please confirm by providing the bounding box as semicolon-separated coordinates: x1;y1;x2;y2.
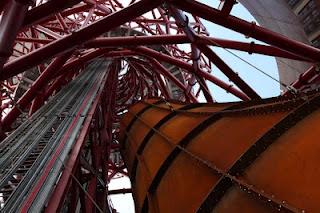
121;100;184;173
120;94;320;213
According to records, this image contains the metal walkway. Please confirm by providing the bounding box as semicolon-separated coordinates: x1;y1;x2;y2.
0;59;110;212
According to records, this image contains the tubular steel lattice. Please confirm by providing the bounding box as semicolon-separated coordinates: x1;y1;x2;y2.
0;0;319;212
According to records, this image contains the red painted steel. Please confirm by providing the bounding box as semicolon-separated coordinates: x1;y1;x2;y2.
2;52;72;130
0;0;319;211
1;0;165;80
285;66;319;94
198;44;261;99
172;0;320;62
134;46;250;100
22;0;83;28
219;0;237;16
149;57;198;102
0;0;32;69
20;67;104;212
45;62;112;212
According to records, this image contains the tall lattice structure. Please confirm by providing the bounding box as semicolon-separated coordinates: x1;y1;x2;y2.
0;0;319;212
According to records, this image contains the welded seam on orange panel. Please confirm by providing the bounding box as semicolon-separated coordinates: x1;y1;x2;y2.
143;97;191;106
122;99;164;148
130;103;206;184
137;103;207;155
140;102;243;213
197;94;320;213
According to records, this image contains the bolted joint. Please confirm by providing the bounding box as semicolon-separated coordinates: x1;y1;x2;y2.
245;21;257;39
248;41;255;55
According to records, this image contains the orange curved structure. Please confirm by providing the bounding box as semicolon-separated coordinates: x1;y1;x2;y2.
120;93;320;213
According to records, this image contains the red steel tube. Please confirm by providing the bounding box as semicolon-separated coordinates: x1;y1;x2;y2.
22;0;83;28
155;72;171;99
172;0;320;62
134;46;250;101
284;66;318;94
0;0;32;69
45;68;110;212
198;43;260;99
148;57;198;103
85;34;190;47
84;0;112;15
0;0;34;139
29;94;44;116
3;31;308;81
190;45;214;103
55;49;135;79
219;0;237;16
86;178;97;212
85;35;310;61
129;59;170;98
44;69;78;102
2;52;72;130
26;4;91;28
197;36;310;62
1;0;165;80
168;7;259;99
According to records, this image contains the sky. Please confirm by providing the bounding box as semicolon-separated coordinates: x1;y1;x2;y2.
109;0;280;212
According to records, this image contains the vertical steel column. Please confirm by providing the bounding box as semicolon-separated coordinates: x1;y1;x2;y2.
45;64;111;212
102;61;120;200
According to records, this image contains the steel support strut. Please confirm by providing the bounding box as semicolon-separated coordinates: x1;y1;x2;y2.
134;47;250;100
172;0;320;62
284;65;320;94
148;57;198;103
0;0;319;211
22;0;83;28
168;6;260;100
1;0;166;80
0;0;34;139
219;0;237;16
0;0;34;70
2;52;73;131
84;35;311;61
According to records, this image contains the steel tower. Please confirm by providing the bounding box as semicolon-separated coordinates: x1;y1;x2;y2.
0;0;319;212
